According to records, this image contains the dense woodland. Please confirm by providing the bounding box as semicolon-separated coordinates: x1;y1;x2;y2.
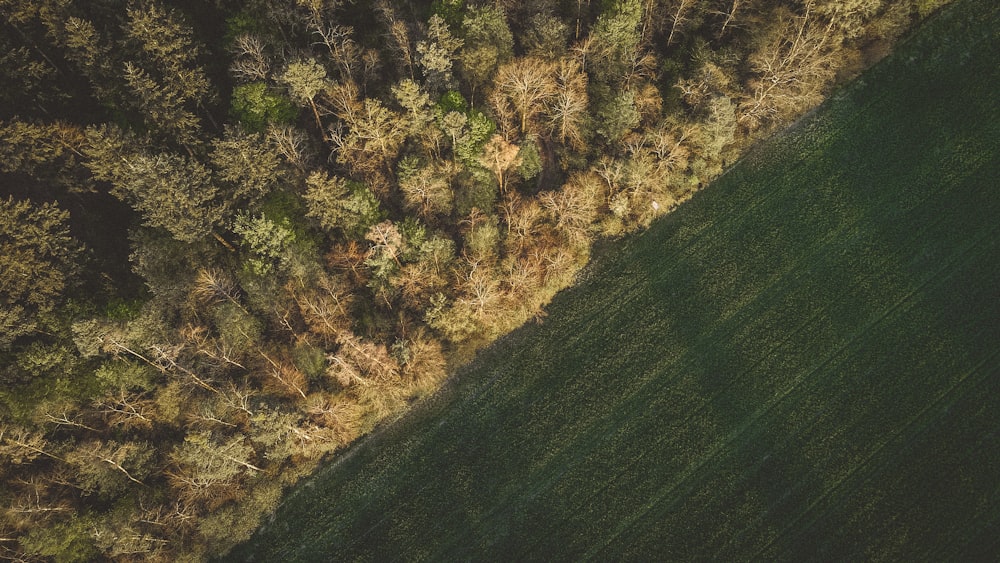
0;0;947;559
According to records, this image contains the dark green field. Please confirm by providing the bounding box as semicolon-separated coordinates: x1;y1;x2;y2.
227;1;1000;560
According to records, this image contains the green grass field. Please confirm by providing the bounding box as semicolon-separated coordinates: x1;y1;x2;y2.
226;0;1000;559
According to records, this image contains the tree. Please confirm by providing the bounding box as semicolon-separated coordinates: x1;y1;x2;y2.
124;2;210;99
453;109;497;168
330;97;406;178
545;58;590;149
666;0;703;46
711;0;752;37
232;212;296;276
490;57;558;137
257;349;310;399
126;228;212;301
397;157;456;220
231;82;298;132
291;273;354;342
539;173;602;238
0;120;92;194
303;171;384;239
308;23;362;83
94;388;156;430
376;0;417;79
479;134;522;195
675;60;736;110
460;5;514;106
280;58;329;135
326;330;401;387
643;120;694;174
455;257;503;325
416;15;463;95
267;124;314;171
588;0;644;85
55;15;118;107
0;38;59;117
0;425;58;466
500;193;545;255
200;304;261;367
82;123;140;185
0;197;81;349
210;126;281;206
461;209;501;262
246;408;309;464
440;110;468;150
169;431;259;506
522;13;570;59
394;235;454;312
739;4;838;130
113;151;222;243
66;440;154;497
398;328;447;388
364;221;405;301
85;125;224;241
815;0;883;39
122;1;213;146
229;34;271;82
597;89;641;143
3;470;74;535
392;79;436;139
122;62;203;147
19;518;98;563
696;95;737;163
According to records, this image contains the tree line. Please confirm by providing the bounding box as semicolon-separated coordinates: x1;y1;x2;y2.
0;0;948;559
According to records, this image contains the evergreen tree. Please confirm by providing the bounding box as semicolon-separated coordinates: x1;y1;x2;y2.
122;1;213;146
304;171;385;239
210;126;282;206
117;151;222;243
416;15;463;95
0;197;82;349
460;5;514;106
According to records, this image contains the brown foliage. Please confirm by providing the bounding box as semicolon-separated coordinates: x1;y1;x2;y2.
490;57;558;137
327;331;401;387
739;5;839;130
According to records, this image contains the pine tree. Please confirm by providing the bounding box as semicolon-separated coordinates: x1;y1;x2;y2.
460;5;514;107
210;126;281;207
0;197;82;349
303;171;385;239
122;1;213;146
129;152;221;242
416;15;463;95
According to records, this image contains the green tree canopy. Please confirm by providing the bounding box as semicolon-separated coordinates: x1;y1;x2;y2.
460;5;514;104
304;171;385;239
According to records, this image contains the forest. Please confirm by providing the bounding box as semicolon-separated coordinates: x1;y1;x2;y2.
0;0;948;560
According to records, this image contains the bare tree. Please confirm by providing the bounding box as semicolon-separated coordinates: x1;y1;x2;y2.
739;3;837;130
458;257;503;321
490;58;558;137
713;0;745;37
545;59;589;149
376;0;416;79
229;34;270;81
267;124;313;170
667;0;700;46
95;388;155;429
